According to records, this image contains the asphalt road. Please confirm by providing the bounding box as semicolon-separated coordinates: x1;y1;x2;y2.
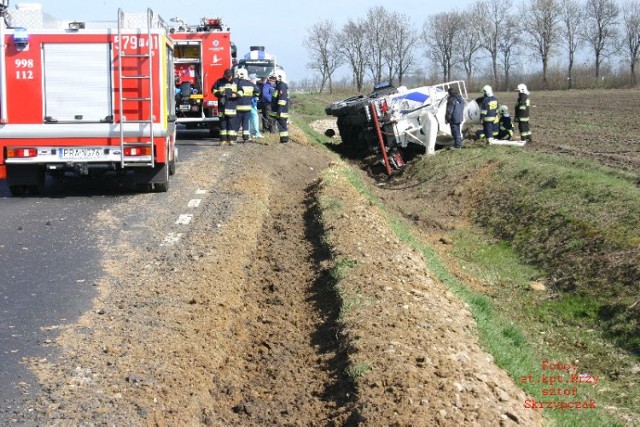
0;129;213;423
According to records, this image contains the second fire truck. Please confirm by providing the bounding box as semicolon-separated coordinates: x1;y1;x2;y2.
169;16;235;136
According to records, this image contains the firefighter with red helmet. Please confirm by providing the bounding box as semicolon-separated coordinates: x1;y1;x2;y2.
212;68;239;145
269;71;289;143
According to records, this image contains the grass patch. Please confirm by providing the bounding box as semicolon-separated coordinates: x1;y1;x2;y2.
329;166;621;426
347;362;371;380
332;257;357;280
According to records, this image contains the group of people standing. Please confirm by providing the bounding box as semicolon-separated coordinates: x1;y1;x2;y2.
211;68;289;145
445;83;532;149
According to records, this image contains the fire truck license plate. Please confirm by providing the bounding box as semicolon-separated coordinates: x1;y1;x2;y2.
59;148;103;159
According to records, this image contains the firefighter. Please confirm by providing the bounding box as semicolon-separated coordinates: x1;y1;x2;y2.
514;83;532;142
212;68;239;145
477;85;498;140
235;68;257;143
497;105;514;140
269;71;289;143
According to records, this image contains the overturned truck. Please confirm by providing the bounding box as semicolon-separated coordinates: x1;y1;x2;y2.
325;81;481;173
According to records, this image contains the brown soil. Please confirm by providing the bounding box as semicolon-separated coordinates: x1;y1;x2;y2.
23;127;543;425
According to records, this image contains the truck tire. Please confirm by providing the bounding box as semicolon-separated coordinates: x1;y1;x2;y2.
9;185;26;196
209;123;220;138
6;165;45;196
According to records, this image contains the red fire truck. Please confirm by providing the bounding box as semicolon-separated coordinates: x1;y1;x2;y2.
169;17;235;136
0;6;177;195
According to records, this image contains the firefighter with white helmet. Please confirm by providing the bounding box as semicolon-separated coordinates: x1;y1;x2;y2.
235;68;258;142
497;105;514;140
514;83;532;142
477;85;498;140
270;70;289;143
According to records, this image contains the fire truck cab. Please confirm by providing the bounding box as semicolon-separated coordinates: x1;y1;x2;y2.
169;17;234;136
0;5;178;195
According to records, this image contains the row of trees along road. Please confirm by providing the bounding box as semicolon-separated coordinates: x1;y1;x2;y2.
303;0;640;93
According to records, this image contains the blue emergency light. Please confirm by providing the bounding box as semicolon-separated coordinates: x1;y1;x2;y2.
13;27;29;45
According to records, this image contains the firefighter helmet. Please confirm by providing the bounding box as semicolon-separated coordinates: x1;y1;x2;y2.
482;85;493;97
498;105;509;117
516;83;529;94
237;68;249;79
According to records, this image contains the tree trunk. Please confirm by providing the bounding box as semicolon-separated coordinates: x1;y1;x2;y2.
567;54;574;89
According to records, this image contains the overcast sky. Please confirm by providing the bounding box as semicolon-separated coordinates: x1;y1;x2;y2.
13;0;477;82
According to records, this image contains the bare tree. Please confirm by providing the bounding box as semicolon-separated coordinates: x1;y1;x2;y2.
498;15;521;91
337;18;368;92
559;0;584;88
424;11;464;82
457;10;484;83
582;0;620;79
384;11;418;85
523;0;561;85
622;0;640;84
303;20;343;93
363;6;392;83
476;0;514;87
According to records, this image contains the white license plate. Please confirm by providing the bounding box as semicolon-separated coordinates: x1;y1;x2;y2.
58;148;104;159
179;105;190;111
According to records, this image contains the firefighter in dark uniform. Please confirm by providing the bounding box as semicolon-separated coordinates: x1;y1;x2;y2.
212;68;239;145
514;83;532;142
235;68;258;143
477;85;498;140
270;71;289;143
497;105;514;140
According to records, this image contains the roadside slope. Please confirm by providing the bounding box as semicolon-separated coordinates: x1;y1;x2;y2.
316;163;544;425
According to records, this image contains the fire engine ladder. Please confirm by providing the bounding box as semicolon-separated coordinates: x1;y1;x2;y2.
117;8;155;168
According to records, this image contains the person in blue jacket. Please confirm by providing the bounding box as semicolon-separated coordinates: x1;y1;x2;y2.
261;75;275;133
445;86;465;149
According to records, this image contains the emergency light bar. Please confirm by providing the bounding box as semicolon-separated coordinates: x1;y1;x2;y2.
13;27;29;45
68;21;85;30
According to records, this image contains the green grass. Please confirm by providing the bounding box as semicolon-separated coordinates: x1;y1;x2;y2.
329;166;622;426
294;95;639;426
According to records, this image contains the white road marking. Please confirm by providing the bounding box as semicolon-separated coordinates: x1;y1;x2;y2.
188;199;202;208
176;214;193;225
196;189;207;195
161;232;183;246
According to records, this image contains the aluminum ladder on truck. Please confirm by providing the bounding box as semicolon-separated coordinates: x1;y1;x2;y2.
116;8;156;168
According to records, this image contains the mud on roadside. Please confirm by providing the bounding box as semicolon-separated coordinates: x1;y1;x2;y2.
26;130;541;425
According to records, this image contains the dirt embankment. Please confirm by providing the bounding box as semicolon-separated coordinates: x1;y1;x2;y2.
26;131;541;425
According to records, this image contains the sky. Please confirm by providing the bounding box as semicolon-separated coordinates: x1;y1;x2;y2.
13;0;477;82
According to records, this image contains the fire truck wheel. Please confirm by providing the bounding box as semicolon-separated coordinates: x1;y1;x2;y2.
8;185;27;197
209;124;220;138
153;161;170;193
154;179;169;192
